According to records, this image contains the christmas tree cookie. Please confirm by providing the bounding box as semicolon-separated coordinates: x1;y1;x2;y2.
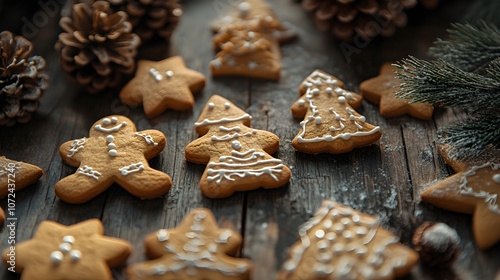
210;0;297;80
359;63;434;120
291;70;382;154
421;145;500;249
127;208;253;279
56;115;172;203
279;200;419;280
0;155;43;224
185;95;291;198
2;219;131;280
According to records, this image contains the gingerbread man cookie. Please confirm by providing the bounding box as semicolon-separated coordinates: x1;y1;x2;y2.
2;219;131;280
0;155;43;224
56;115;172;203
127;208;253;279
421;145;500;249
291;70;382;154
359;63;434;120
120;56;206;118
210;0;297;80
279;200;419;280
185;95;291;198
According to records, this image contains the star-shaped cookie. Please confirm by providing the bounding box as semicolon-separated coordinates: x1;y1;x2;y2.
0;155;43;225
120;56;206;118
421;145;500;249
1;219;132;280
359;63;434;120
127;208;253;280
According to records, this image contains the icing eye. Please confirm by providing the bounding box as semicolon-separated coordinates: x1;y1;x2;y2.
102;118;111;125
493;174;500;184
111;117;118;123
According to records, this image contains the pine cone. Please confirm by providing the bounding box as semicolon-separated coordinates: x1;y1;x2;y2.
56;1;140;93
0;31;49;126
107;0;183;42
412;222;461;268
300;0;417;42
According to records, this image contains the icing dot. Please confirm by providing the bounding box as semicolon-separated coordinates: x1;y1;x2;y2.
340;217;351;225
102;118;111;125
59;243;72;252
109;149;117;157
338;96;346;103
232;141;242;150
51;251;63;263
221;15;233;24
172;8;183;16
248;61;258;69
332;243;344;254
493;174;500;183
303;82;313;87
325;232;337;241
195;212;207;220
335;88;344;94
298;100;305;106
312;89;320;95
335;115;341;120
111;117;118;123
208;102;215;109
211;59;222;69
157;229;169;242
359;116;366;122
228;159;233;163
315;229;325;239
252;129;257;134
265;15;273;22
355;226;368;235
224;102;230;109
62;236;75;244
166;70;174;77
326;87;333;94
317;240;329;250
323;220;332;229
350;115;356;120
248;31;255;39
329;80;338;86
315;117;322;124
238;2;251;15
342;230;353;239
106;135;114;142
108;143;116;149
345;92;353;99
69;250;81;261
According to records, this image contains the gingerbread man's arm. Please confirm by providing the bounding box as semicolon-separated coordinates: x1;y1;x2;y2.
133;129;166;160
345;89;363;109
59;137;95;167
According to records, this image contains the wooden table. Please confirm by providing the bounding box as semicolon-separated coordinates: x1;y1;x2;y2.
0;0;499;279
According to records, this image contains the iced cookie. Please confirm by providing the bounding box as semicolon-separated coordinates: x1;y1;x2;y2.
279;200;419;280
56;115;172;203
0;155;43;224
210;0;297;80
291;70;382;154
127;208;253;279
421;146;500;249
359;63;434;120
2;219;131;280
185;95;291;198
120;56;206;118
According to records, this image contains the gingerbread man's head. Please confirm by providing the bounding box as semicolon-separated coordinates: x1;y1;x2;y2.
89;115;137;138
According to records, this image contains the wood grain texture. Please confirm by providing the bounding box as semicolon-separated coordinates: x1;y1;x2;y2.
0;0;498;279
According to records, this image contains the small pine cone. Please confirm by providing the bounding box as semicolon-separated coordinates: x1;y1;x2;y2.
56;1;140;93
300;0;417;42
107;0;183;43
412;222;461;268
0;31;49;126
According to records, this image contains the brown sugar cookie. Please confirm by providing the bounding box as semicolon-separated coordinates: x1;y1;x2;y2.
56;115;172;203
127;208;253;280
421;146;500;249
2;219;131;280
120;56;206;118
0;156;43;225
210;0;297;80
359;63;434;120
185;95;291;198
291;70;382;154
279;200;419;280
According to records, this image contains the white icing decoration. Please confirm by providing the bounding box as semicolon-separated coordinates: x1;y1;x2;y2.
248;61;258;69
195;114;251;127
70;250;82;261
297;71;379;143
135;132;159;146
150;68;163;81
157;229;170;242
108;143;116;149
211;58;222;69
67;138;85;158
224;102;230;109
94;121;127;132
111;117;118;123
106;135;114;142
459;162;500;215
208;103;215;109
63;236;75;244
211;131;253;141
166;70;174;78
238;2;251;15
78;165;101;180
102;118;111;125
298;100;305;106
219;126;240;132
51;251;63;264
493;174;500;184
109;149;118;157
59;243;71;252
119;162;145;176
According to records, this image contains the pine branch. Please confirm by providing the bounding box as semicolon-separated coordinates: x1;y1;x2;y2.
394;56;500;113
429;21;500;73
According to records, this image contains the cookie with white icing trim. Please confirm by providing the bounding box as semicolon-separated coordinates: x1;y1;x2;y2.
2;219;131;280
120;56;206;118
210;0;297;80
359;63;434;120
278;200;419;280
127;208;253;280
185;95;291;198
291;70;382;154
0;155;43;225
421;145;500;249
56;115;172;203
